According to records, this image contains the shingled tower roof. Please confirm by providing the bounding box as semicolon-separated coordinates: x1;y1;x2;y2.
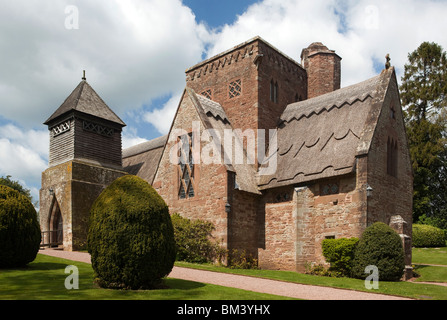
44;75;125;127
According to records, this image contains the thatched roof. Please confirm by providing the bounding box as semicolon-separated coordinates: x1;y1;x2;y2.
258;68;394;189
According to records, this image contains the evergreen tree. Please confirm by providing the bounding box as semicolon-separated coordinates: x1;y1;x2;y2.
400;42;447;225
0;175;33;204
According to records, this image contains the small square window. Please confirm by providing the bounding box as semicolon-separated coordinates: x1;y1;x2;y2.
201;89;212;100
229;79;242;98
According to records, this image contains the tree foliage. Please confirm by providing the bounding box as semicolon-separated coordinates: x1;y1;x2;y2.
171;213;222;263
351;222;405;282
400;42;447;225
0;175;33;204
87;175;176;289
0;185;41;268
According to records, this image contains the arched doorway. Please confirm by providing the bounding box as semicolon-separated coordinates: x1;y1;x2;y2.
48;196;63;247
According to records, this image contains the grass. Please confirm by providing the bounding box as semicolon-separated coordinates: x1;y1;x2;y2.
412;247;447;284
1;247;447;300
0;254;295;300
412;247;447;265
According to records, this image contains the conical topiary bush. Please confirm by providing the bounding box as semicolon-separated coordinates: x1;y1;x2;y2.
87;175;176;289
0;185;41;268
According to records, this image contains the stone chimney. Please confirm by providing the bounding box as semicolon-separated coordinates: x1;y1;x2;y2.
301;42;342;99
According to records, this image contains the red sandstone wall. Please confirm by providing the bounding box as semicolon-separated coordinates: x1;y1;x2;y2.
153;92;230;247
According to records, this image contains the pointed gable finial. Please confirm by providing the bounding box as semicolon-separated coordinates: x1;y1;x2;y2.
385;54;391;70
82;70;86;81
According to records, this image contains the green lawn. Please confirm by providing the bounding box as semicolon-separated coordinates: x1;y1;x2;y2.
412;247;447;265
0;254;294;300
412;247;447;284
1;248;447;300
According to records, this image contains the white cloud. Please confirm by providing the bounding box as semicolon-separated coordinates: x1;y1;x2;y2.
205;0;447;87
0;0;209;129
143;90;184;135
122;127;148;149
2;0;447;203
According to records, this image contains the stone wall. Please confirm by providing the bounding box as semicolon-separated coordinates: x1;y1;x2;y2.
301;42;341;99
258;172;368;272
186;38;307;135
364;70;413;275
40;160;126;251
152;92;230;248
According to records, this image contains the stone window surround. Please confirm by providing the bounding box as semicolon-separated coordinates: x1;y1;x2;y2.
177;132;196;199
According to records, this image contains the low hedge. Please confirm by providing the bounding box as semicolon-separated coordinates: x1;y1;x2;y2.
171;213;221;263
322;237;359;277
412;224;446;247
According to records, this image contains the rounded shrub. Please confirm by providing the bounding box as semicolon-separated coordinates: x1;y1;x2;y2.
0;185;41;268
352;222;405;281
87;175;176;289
171;213;218;263
322;237;359;277
412;224;446;247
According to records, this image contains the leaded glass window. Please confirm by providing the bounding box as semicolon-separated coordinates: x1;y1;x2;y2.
229;79;242;98
178;133;195;199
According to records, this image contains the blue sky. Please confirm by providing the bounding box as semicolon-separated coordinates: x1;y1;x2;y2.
1;0;447;206
183;0;260;29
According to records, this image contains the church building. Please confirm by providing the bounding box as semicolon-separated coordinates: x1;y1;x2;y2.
41;37;413;276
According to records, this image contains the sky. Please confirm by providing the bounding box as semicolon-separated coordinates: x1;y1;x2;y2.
1;0;447;207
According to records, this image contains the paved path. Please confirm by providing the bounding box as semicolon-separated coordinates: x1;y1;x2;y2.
38;249;412;300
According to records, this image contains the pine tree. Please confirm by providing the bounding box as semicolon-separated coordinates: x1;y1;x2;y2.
400;42;447;225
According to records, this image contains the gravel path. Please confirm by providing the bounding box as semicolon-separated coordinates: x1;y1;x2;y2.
38;249;412;300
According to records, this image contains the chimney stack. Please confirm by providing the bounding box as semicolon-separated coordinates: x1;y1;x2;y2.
301;42;341;99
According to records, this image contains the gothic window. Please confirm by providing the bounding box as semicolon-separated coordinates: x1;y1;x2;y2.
178;133;195;199
270;80;278;103
321;183;339;196
52;121;71;137
82;120;114;137
229;79;242;98
387;137;398;177
201;89;212;100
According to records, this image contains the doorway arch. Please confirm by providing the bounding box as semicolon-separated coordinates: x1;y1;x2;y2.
48;196;63;247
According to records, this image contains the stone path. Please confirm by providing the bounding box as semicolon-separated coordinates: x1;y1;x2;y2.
38;249;412;300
